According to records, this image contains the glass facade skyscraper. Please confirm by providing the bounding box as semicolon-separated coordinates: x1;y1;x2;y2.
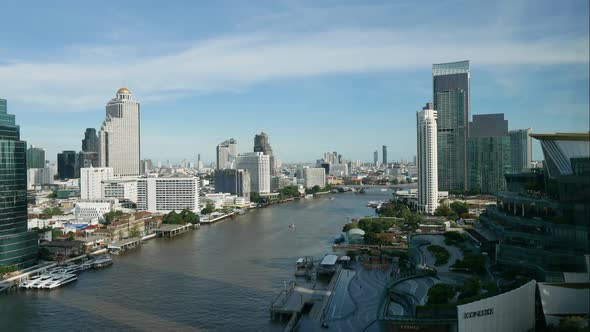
26;145;46;169
509;128;533;173
0;99;38;268
467;114;511;193
433;60;470;191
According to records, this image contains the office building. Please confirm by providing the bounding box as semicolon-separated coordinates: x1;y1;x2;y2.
102;179;138;203
480;133;590;282
214;169;250;199
303;168;326;189
27;167;54;190
80;167;113;200
26;145;45;169
98;88;140;177
467;114;511;193
509;128;532;173
416;103;439;214
235;152;270;194
216;138;238;170
82;128;99;153
373;150;378;165
140;159;153;175
254;132;275;175
382;145;388;165
57;150;79;179
433;61;470;191
136;177;200;213
0;99;38;268
78;151;99;169
330;164;349;177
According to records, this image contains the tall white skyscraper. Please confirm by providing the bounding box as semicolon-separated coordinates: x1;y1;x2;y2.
80;167;113;200
99;88;140;177
417;103;439;214
235;152;270;194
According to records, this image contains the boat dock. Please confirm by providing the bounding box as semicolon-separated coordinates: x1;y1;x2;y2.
108;237;142;251
155;224;192;237
270;265;343;330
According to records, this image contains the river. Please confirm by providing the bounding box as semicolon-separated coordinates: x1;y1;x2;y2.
0;189;396;331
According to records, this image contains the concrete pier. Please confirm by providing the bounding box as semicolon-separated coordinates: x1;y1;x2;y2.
155;224;192;237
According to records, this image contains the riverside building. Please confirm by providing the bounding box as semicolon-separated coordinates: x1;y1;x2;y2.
98;88;140;177
416;103;439;214
214;169;250;199
433;60;470;191
0;99;38;268
303;167;326;189
136;177;200;213
235;152;270;194
253;132;275;175
80;167;114;200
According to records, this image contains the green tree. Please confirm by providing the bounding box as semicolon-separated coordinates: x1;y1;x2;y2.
426;284;456;305
51;229;63;239
557;316;587;332
450;201;469;216
201;202;215;215
103;210;125;224
434;205;452;217
443;231;465;246
452;254;487;274
163;211;183;224
427;245;450;266
129;225;141;238
180;209;199;224
459;276;481;299
250;192;265;204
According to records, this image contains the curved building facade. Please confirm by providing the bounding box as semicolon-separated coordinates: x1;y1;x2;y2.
0;99;38;268
99;88;141;177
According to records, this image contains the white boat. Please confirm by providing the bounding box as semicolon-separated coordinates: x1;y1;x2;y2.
28;275;53;289
44;274;77;289
329;197;335;200
93;255;113;268
381;189;387;192
289;223;296;229
305;194;313;199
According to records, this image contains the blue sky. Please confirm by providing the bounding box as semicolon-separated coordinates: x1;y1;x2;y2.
1;0;588;163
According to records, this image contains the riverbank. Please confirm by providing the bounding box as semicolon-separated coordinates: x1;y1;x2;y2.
0;188;395;331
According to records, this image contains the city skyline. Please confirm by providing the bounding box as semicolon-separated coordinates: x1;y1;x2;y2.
1;1;587;162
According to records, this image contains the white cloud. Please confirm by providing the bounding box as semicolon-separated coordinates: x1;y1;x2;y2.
0;27;587;111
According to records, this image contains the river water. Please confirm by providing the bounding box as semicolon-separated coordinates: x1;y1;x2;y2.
0;189;395;331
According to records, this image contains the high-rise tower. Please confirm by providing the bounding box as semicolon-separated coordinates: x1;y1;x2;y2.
433;61;470;191
417;103;439;214
98;88;140;177
82;128;99;153
0;99;38;268
254;132;275;175
509;128;532;173
216;138;238;170
382;145;388;165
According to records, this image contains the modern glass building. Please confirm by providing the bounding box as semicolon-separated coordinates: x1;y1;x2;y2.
81;128;99;153
0;99;38;268
433;60;470;191
467;114;511;193
509;128;532;173
26;145;45;169
214;169;251;199
480;133;590;282
57;150;79;179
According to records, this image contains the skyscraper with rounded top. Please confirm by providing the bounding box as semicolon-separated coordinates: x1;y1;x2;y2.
417;103;439;214
99;88;141;177
254;132;275;175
